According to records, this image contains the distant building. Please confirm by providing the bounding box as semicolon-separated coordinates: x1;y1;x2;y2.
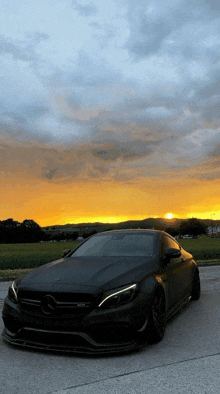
207;225;220;237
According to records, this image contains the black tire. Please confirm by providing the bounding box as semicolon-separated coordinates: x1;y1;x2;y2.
191;269;201;301
148;291;166;344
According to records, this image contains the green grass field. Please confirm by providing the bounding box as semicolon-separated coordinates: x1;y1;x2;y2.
178;236;220;260
0;241;79;270
0;236;219;271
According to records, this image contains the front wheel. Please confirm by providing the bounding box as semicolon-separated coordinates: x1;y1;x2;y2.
148;291;166;344
191;269;201;301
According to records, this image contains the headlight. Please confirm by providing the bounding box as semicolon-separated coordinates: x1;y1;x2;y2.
8;281;18;304
98;284;138;309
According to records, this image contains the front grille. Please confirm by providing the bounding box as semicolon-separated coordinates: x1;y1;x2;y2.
17;290;96;318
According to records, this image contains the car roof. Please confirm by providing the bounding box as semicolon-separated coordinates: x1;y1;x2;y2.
94;229;162;236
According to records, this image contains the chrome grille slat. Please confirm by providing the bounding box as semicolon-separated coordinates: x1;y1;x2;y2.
56;302;91;308
19;299;91;308
19;298;41;306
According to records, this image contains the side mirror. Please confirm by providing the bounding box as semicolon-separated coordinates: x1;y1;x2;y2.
62;249;71;258
164;247;181;260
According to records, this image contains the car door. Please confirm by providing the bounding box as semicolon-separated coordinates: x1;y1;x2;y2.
160;235;186;309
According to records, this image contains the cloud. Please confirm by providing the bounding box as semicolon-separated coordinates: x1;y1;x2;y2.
0;32;49;62
1;124;219;186
199;80;220;99
72;1;97;16
209;143;220;159
135;106;177;120
205;0;220;12
125;0;220;59
187;153;220;180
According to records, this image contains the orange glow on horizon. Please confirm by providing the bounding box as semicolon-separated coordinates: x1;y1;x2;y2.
46;212;220;226
1;212;220;227
52;215;150;225
0;177;220;227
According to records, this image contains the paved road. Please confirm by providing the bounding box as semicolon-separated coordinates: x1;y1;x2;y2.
0;266;220;394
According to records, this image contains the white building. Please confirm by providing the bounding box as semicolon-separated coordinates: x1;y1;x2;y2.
207;225;220;236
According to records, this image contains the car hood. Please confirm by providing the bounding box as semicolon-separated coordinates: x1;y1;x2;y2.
18;255;158;292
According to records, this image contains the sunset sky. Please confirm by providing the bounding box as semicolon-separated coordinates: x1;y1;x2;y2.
1;0;220;226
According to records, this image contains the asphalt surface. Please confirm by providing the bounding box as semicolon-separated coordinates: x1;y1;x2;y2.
0;266;220;394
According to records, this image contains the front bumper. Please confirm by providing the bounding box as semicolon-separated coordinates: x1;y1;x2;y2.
2;326;141;354
2;295;149;354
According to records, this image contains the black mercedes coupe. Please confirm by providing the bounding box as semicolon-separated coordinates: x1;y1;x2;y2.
2;229;200;354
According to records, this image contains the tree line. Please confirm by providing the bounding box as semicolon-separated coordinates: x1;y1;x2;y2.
165;218;208;238
0;219;46;243
0;218;98;243
0;217;208;244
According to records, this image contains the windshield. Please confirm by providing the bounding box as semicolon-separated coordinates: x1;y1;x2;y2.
72;233;155;257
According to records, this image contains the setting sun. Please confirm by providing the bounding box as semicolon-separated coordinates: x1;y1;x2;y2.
165;213;174;219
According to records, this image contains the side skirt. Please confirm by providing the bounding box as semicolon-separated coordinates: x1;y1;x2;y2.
166;295;192;321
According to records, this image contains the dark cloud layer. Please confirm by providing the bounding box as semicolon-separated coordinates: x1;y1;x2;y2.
0;0;220;185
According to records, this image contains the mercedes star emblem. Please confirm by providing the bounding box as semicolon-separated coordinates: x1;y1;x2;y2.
41;295;57;315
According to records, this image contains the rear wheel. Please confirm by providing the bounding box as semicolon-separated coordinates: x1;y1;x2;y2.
148;291;166;343
191;269;201;301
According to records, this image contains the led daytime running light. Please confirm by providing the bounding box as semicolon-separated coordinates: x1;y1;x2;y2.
11;281;18;302
98;284;137;307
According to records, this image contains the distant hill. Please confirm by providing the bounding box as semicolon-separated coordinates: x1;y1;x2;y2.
43;217;219;233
